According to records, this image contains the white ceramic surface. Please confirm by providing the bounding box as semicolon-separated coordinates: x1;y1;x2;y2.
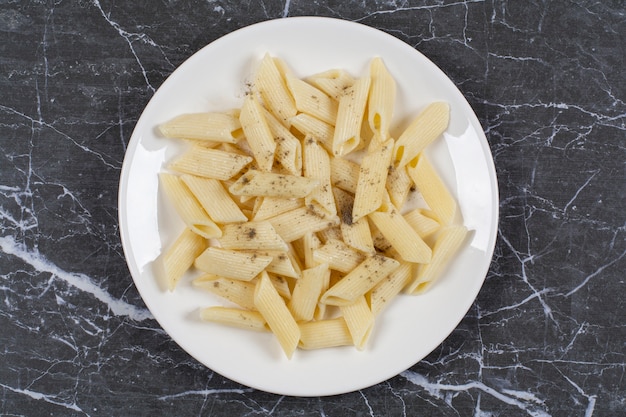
118;16;499;397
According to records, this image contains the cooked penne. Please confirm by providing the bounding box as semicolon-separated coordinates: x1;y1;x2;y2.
352;139;394;222
288;263;329;322
303;137;337;216
298;318;353;350
253;53;297;124
407;154;457;225
386;164;412;208
368;209;432;263
287;75;337;125
312;238;365;273
158;111;242;143
195;247;272;281
289;113;335;152
266;203;340;243
268;273;292;300
181;175;248;224
332;75;371;156
159;173;222;239
329;156;359;193
254;271;300;358
218;221;288;251
229;170;319;199
403;208;440;238
239;95;276;171
169;144;252;180
367;57;396;141
340;296;374;350
334;187;375;254
193;275;256;310
301;231;322;269
307;68;355;100
368;262;413;316
257;247;302;279
321;255;400;306
252;197;303;221
393;102;449;168
200;307;267;331
162;228;207;291
405;225;469;294
262;107;302;176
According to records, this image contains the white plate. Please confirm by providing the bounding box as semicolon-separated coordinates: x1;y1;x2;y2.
118;16;498;397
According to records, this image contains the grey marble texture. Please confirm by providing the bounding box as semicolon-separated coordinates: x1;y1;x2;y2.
1;1;624;416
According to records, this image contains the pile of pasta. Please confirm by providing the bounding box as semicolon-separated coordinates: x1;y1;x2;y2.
158;54;468;359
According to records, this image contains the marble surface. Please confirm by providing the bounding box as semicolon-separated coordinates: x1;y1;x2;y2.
1;1;624;416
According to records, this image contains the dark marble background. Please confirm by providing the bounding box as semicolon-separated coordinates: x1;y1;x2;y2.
1;1;624;416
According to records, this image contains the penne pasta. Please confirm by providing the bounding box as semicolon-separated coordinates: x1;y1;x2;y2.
312;238;365;273
405;225;469;294
252;197;303;221
159;173;222;239
193;275;257;310
334;187;375;254
218;221;288;251
195;247;272;281
403;208;440;239
288;263;329;322
352;139;394;222
407;154;457;226
368;209;432;264
321;255;400;306
254;271;300;358
329;156;359;193
266;203;340;243
393;102;450;168
367;57;396;141
229;170;319;199
158;111;242;143
340;295;374;350
286;75;337;125
303;137;337;216
181;175;248;224
306;68;355;100
169;144;252;180
298;318;353;350
162;228;207;291
239;95;276;171
200;307;267;331
386;164;413;209
253;53;297;124
332;75;371;156
368;262;413;316
289;113;335;152
262;107;302;176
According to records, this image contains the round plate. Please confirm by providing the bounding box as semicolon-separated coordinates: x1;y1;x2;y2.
119;16;498;397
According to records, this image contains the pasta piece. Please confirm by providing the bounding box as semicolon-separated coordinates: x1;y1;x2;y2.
368;209;432;264
307;69;355;100
407;154;456;225
252;197;303;221
405;225;469;294
195;247;272;281
368;57;396;141
289;113;334;152
334;187;375;254
266;203;340;243
262;107;302;176
393;102;449;168
229;170;319;199
386;164;412;209
286;75;337;125
352;139;394;222
268;273;292;300
253;53;297;124
218;221;288;251
288;263;329;322
340;296;374;350
200;307;267;331
298;318;353;350
321;255;400;306
316;225;343;243
158;112;242;143
193;275;256;310
403;208;440;239
169;145;253;180
181;175;248;224
368;262;412;316
312;238;365;273
303;137;337;216
301;231;322;269
329;156;359;193
255;248;302;279
159;173;221;239
254;271;300;358
239;95;276;171
162;228;207;291
332;75;371;156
